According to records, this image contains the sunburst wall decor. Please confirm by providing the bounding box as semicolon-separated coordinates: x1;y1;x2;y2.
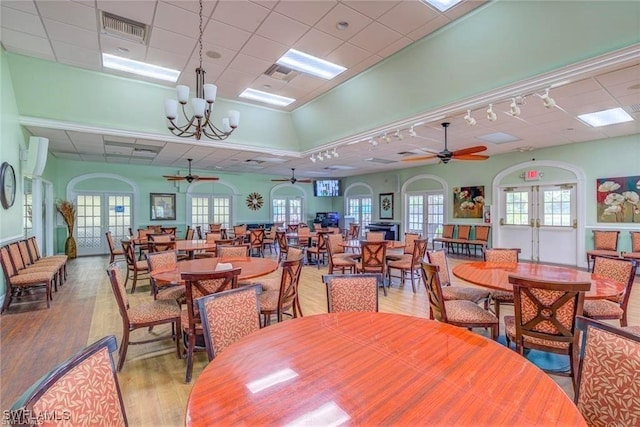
246;192;264;211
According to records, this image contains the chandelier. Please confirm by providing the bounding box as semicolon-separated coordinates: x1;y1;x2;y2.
163;0;239;140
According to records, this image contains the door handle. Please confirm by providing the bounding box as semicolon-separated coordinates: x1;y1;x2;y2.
536;219;540;228
572;219;577;229
499;218;504;226
530;219;535;228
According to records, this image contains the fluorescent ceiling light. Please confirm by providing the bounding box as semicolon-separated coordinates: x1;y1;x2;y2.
102;53;180;82
276;49;346;80
421;0;463;12
239;88;295;107
476;132;521;144
578;107;634;127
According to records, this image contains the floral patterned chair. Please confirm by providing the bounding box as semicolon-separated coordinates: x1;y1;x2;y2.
420;262;498;340
106;262;182;372
0;246;54;312
218;244;249;258
259;256;303;327
10;335;127;426
575;316;640;426
120;239;150;293
196;285;261;361
586;230;620;271
388;238;428;293
621;230;640;261
146;250;185;302
322;274;382;313
582;255;638;327
505;274;590;390
484;248;522;319
426;249;490;307
432;224;455;251
326;233;357;274
106;231;126;263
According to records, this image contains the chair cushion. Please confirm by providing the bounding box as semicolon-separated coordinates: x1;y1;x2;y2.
582;299;624;318
621;251;640;260
387;259;412;269
10;271;53;285
331;256;356;267
181;310;203;334
128;299;180;324
444;300;498;324
156;286;186;303
135;260;149;270
491;290;514;302
622;325;640;335
586;249;619;258
442;286;489;304
504;316;570;349
259;290;280;312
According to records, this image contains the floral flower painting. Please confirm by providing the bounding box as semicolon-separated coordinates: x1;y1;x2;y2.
453;186;485;219
597;176;640;223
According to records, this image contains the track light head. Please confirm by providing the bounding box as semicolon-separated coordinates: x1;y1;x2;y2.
332;148;339;157
317;152;324;161
487;104;497;122
409;126;417;137
394;129;403;141
464;109;477;126
541;88;556;108
310;154;316;163
509;98;521;117
325;150;332;159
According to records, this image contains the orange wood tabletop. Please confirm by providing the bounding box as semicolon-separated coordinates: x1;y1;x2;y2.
340;239;406;249
452;262;624;299
186;312;586;426
151;257;278;283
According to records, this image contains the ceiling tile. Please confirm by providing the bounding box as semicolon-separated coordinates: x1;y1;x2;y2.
1;6;47;38
377;1;440;34
163;1;216;16
227;53;271;75
444;0;487;21
97;1;156;25
376;36;412;58
35;0;97;31
1;28;54;58
315;3;372;41
179;59;225;86
294;28;343;58
326;42;371;68
241;34;288;63
274;1;337;26
202;19;252;51
148;27;196;55
52;152;83;160
349;22;402;53
154;2;199;38
341;1;397;20
250;0;278;11
256;12;310;46
198;40;239;68
218;67;256;87
250;74;288;91
212;0;270;33
287;73;326;91
596;63;640;87
100;33;147;62
2;1;39;15
67;131;103;144
407;14;449;40
145;47;189;71
43;18;99;50
58;56;101;71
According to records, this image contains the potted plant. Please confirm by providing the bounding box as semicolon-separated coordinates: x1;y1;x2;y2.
56;200;77;258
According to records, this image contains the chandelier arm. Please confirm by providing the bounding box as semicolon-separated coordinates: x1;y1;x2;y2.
167;116;198;138
180;103;196;124
205;120;232;138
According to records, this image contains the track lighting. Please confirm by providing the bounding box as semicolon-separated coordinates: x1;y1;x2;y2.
310;154;316;163
332;148;339;157
463;109;476;126
317;152;324;161
541;88;555;108
409;126;417;137
486;104;497;122
509;98;521;117
382;133;390;144
325;150;332;159
394;129;403;140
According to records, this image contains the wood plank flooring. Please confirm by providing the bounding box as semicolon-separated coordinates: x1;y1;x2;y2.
2;252;638;426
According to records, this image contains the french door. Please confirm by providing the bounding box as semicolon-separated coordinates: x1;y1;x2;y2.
499;184;577;265
405;192;444;241
346;196;372;238
76;193;133;256
272;197;303;226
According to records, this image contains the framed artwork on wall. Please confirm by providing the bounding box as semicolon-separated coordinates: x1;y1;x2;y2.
597;176;640;223
379;193;394;220
150;193;176;221
453;186;485;219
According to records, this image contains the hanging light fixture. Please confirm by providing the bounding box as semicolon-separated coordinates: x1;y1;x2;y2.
164;0;239;140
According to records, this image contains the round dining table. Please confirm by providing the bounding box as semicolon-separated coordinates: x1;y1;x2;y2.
151;256;278;283
452;261;624;299
339;239;406;249
186;312;586;426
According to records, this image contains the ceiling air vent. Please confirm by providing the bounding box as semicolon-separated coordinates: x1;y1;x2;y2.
264;64;299;82
101;11;148;44
627;104;640;114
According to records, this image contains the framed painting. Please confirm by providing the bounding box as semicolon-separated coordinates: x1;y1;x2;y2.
379;193;394;220
597;176;640;223
150;193;176;221
453;186;485;219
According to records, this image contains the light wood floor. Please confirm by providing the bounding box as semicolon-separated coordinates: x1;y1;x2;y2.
2;251;638;426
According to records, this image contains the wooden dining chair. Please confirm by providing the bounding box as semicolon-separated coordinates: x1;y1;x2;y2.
147;233;176;253
420;262;498;340
365;231;385;241
621;230;640;261
275;231;290;263
259;255;303;327
582;256;638;327
263;227;276;254
388;238;428;293
425;249;490;307
106;262;181;372
327;233;357;274
586;230;620;271
307;231;328;268
484;248;522;319
322;274;382;313
106;231;126;263
182;268;241;383
575;316;640;426
196;285;261;361
505;274;590;390
218;244;249;258
357;241;388;296
10;335;127;426
120;239;149;293
146;250;185;302
0;245;53;312
248;228;266;257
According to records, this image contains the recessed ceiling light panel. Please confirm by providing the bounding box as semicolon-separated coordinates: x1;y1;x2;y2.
102;53;180;82
578;107;634;127
477;132;521;144
276;49;346;80
420;0;463;12
239;88;295;107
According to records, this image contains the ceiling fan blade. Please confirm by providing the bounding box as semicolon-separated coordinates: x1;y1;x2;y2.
451;146;487;156
454;154;490;161
297;179;313;183
194;177;219;181
271;179;290;182
163;175;186;180
402;154;439;162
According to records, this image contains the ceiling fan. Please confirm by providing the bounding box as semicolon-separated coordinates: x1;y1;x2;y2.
403;122;489;164
163;159;219;183
271;168;312;184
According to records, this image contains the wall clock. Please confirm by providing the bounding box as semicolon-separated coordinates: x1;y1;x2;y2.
0;162;16;210
246;192;263;211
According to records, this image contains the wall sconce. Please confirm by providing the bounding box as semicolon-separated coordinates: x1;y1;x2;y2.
487;104;497;122
540;88;556;108
509;98;521;117
464;109;476;126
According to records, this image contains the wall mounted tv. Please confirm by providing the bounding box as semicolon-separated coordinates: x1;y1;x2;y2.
314;179;342;197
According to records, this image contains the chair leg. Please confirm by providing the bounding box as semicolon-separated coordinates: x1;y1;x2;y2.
131;271;138;293
490;324;498;341
185;333;195;383
494;299;500;320
118;328;130;371
174;319;181;359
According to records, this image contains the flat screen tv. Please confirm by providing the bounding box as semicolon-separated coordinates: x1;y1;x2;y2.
314;179;342;197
